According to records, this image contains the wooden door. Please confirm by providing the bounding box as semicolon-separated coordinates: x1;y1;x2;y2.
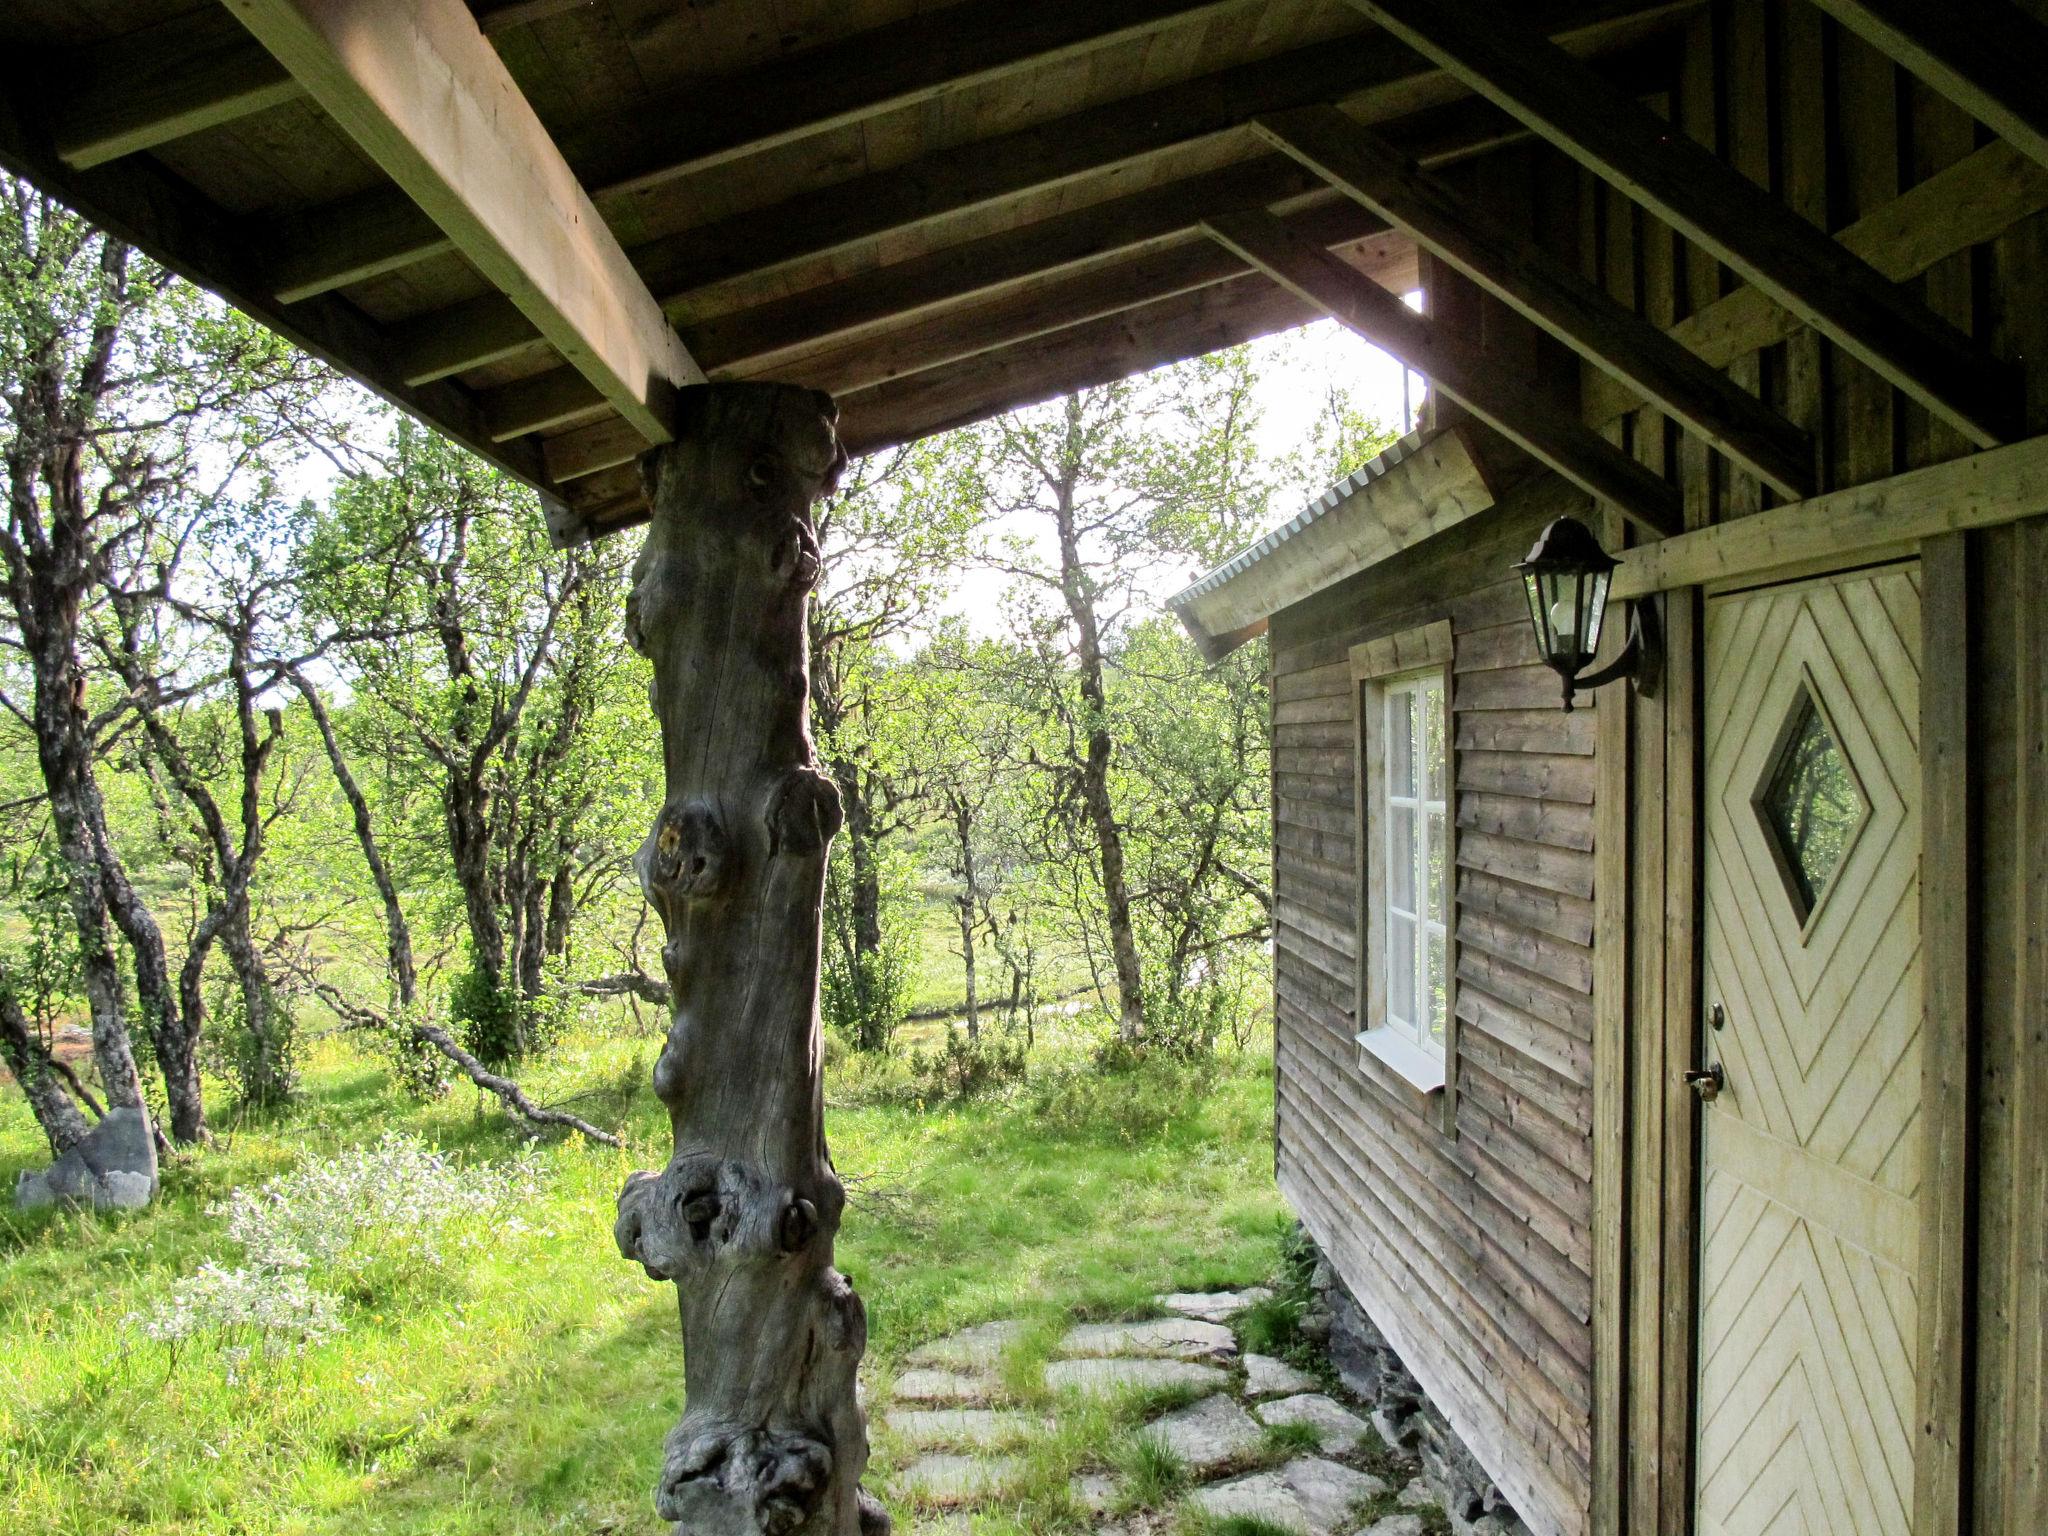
1695;564;1923;1536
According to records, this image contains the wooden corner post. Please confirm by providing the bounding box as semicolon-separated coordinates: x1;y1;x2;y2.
612;382;887;1536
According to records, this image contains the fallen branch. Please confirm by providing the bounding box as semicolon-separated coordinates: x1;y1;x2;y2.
302;975;622;1147
574;969;671;1006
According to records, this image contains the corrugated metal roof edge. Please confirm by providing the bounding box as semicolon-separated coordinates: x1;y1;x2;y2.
1166;423;1443;614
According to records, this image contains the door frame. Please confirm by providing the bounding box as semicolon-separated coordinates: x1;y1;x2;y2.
1597;531;1978;1536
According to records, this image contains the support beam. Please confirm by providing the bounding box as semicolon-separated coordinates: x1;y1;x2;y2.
264;0;1243;302
1346;0;2020;449
1204;208;1680;535
1609;431;2048;598
612;383;882;1536
1808;0;2048;174
1254;104;1814;499
48;13;299;170
224;0;701;443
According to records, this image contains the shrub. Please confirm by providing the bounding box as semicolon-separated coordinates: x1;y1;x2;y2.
213;1130;537;1300
127;1262;341;1381
450;962;565;1066
1029;1050;1220;1143
905;1021;1027;1102
821;932;913;1055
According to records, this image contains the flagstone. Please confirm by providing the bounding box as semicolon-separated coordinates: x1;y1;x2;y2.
1244;1352;1320;1397
905;1320;1028;1371
1137;1392;1265;1473
1256;1392;1372;1454
1059;1316;1238;1362
891;1368;990;1405
885;1407;1041;1450
1044;1355;1230;1397
1071;1471;1119;1512
1190;1457;1387;1536
1154;1286;1274;1323
896;1453;1023;1505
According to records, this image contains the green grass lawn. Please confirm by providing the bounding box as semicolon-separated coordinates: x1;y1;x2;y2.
0;1015;1286;1535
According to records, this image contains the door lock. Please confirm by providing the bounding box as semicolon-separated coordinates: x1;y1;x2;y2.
1684;1063;1726;1102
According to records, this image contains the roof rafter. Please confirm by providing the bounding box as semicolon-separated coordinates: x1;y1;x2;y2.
265;0;1241;302
539;201;1409;483
1806;0;2048;174
224;0;701;444
370;2;1682;390
1346;0;2019;449
1203;208;1681;535
1253;103;1814;498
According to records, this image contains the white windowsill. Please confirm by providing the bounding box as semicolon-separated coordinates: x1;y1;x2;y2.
1355;1025;1447;1095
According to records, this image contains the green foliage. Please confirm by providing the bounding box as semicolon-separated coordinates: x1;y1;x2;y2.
821;906;913;1055
904;1021;1028;1103
1028;1044;1223;1144
210;981;299;1114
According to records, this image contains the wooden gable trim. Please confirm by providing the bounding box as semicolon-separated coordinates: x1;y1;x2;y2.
1172;422;1502;660
1610;432;2048;599
224;0;702;446
1808;0;2048;175
1255;103;1814;500
1205;208;1682;536
1348;0;2022;450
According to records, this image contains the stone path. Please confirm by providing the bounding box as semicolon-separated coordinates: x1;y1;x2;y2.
876;1286;1455;1534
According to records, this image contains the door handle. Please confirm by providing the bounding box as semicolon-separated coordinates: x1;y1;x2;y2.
1684;1063;1725;1102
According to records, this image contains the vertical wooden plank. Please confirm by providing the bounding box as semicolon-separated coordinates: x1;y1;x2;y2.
1904;80;1978;469
1592;507;1630;1536
1834;25;1901;487
1722;0;1769;521
1677;5;1722;530
1994;516;2048;1536
1778;2;1829;494
1916;531;1974;1536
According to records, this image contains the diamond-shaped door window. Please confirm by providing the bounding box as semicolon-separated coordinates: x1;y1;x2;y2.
1757;684;1868;921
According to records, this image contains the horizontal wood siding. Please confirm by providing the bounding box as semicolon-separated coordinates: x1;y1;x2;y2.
1269;490;1599;1536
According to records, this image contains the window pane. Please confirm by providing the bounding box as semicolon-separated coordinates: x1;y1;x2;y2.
1389;807;1416;911
1389;688;1415;798
1427;809;1446;916
1388;911;1416;1026
1427;927;1448;1050
1424;680;1447;801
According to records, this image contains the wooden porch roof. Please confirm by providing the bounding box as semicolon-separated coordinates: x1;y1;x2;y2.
0;0;1706;542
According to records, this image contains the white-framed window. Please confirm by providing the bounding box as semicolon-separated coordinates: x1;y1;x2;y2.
1350;621;1457;1111
1380;670;1449;1054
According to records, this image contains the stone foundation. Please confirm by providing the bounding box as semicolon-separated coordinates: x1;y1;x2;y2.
1301;1240;1535;1536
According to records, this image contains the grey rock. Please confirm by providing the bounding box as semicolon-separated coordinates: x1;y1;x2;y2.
14;1107;158;1212
906;1320;1027;1371
1059;1316;1238;1362
1154;1287;1274;1324
1256;1392;1372;1454
891;1369;990;1405
1357;1517;1427;1536
1245;1352;1320;1397
1373;1404;1422;1450
1137;1392;1265;1473
1189;1457;1386;1536
895;1453;1021;1505
885;1408;1040;1449
1044;1356;1229;1397
1399;1477;1434;1508
1070;1471;1119;1513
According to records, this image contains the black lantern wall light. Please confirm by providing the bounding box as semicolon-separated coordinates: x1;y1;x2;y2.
1515;516;1661;712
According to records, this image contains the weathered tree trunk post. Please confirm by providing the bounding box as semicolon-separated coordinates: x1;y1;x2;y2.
614;383;885;1536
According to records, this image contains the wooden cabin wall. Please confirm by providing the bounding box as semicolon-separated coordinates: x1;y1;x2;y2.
1269;483;1601;1536
1273;4;2048;1533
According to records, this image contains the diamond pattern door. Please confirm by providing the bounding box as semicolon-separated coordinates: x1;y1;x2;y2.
1695;565;1923;1536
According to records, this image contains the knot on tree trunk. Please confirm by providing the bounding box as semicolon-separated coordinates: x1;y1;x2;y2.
615;383;877;1536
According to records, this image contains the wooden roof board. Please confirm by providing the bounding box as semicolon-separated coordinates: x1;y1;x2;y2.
0;0;1696;542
